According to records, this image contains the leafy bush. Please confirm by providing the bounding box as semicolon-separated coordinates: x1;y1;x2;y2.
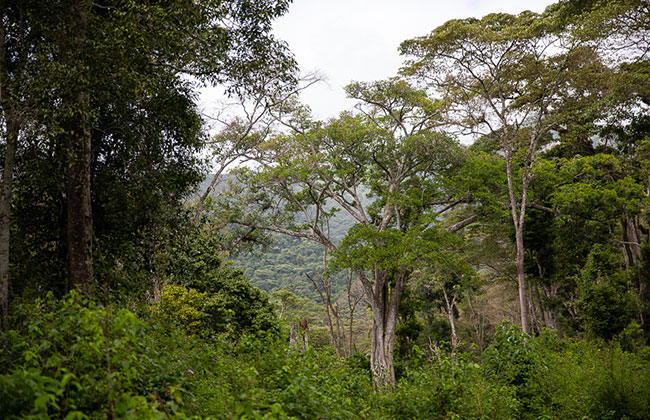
267;350;374;419
536;338;650;420
150;284;208;334
183;267;279;335
383;352;518;420
4;295;650;419
577;244;634;339
0;292;366;419
482;321;650;419
482;322;547;416
0;292;174;418
162;227;279;336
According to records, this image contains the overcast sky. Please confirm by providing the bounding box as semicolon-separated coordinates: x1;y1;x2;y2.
201;0;557;122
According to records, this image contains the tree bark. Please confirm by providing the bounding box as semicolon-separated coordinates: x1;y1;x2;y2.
0;120;17;331
370;309;396;388
62;1;94;294
307;271;342;356
65;94;94;294
368;270;406;389
441;287;458;358
506;155;530;334
514;223;530;334
289;321;298;350
0;15;19;331
346;272;362;357
532;280;547;331
627;213;642;265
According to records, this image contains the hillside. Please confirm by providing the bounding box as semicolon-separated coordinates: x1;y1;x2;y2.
196;173;371;302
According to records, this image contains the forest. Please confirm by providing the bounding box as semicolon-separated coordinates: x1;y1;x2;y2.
1;0;650;418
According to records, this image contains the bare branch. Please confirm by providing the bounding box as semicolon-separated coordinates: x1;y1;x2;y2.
444;215;478;233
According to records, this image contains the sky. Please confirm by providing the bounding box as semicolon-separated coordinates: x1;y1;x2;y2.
201;0;557;122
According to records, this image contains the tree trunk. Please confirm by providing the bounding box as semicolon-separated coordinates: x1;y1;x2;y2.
623;213;642;267
62;1;94;295
346;272;362;357
300;317;309;350
289;321;298;350
307;271;342;356
532;281;547;331
514;225;530;334
152;275;162;303
369;270;406;389
528;278;541;334
0;120;17;331
0;16;20;331
65;92;94;294
506;155;530;335
442;287;458;358
370;308;396;388
334;304;344;356
347;303;356;357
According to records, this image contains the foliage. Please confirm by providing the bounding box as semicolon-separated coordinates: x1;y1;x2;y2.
4;0;650;419
160;227;279;336
271;288;322;319
3;293;650;419
0;292;369;419
481;323;547;416
0;292;176;418
222;77;467;387
235;235;350;302
4;0;297;301
384;354;519;420
150;284;208;335
482;321;650;419
577;245;635;339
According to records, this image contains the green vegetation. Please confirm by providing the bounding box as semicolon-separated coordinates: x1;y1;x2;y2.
3;295;650;419
2;0;650;417
235;235;350;302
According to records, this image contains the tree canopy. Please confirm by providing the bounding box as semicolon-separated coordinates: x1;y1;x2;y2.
2;0;650;415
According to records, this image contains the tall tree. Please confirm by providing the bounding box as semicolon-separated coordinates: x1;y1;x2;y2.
532;0;650;333
0;10;19;330
0;0;37;329
400;11;594;334
224;79;470;387
3;0;296;299
56;0;94;293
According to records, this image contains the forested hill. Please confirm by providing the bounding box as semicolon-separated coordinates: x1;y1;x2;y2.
235;235;347;301
199;173;368;302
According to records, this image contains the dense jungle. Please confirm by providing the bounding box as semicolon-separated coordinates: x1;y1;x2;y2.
1;0;650;418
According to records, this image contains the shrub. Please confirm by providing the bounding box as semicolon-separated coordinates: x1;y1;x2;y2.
150;284;208;334
384;352;518;419
0;292;174;418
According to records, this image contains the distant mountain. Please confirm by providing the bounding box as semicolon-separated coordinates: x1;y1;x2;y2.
233;234;350;302
198;174;371;302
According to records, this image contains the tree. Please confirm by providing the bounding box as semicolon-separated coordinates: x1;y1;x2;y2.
520;0;650;335
400;10;596;334
0;1;33;330
192;72;322;226
224;78;470;387
2;0;296;303
155;225;278;335
415;247;478;357
527;153;649;335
